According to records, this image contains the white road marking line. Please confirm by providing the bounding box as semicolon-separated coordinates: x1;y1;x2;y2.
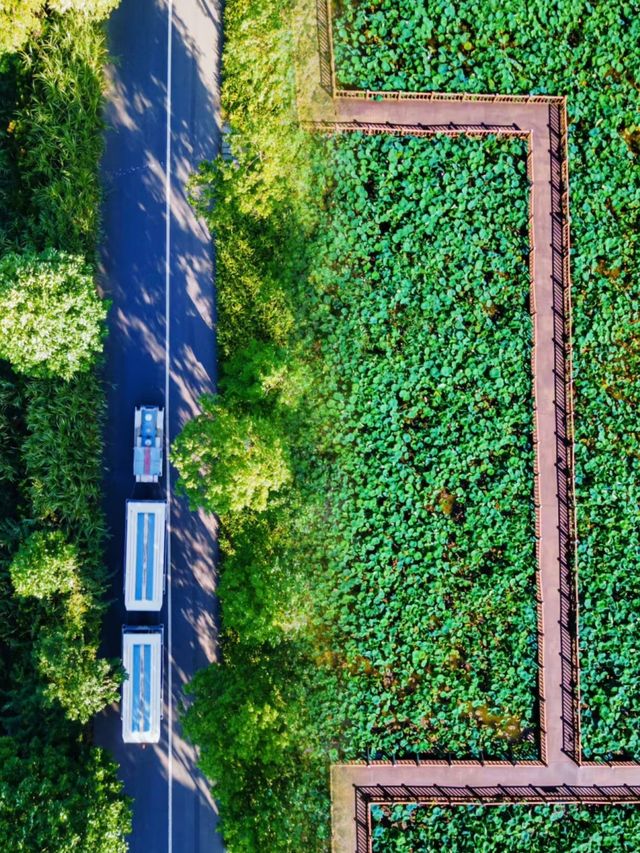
164;0;174;851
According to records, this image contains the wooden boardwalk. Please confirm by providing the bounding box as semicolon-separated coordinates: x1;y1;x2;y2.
293;3;640;850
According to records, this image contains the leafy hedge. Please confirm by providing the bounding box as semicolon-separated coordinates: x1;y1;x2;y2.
331;0;640;763
312;131;537;759
370;803;640;852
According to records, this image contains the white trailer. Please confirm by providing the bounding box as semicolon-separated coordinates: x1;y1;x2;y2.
133;406;164;483
124;501;166;611
121;627;163;744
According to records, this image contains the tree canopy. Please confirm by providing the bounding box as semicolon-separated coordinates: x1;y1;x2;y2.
173;395;292;516
0;737;130;853
0;250;107;380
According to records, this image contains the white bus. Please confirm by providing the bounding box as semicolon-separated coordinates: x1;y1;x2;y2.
121;627;163;744
124;500;166;611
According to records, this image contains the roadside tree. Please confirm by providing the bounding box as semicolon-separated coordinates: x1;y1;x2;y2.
172;395;292;516
9;529;77;599
0;736;131;853
36;629;120;724
0;249;107;380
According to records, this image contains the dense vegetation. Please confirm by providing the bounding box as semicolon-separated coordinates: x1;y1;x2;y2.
174;0;640;848
312;132;537;760
175;0;539;848
0;0;119;59
0;5;130;849
0;250;107;379
371;803;640;852
332;0;640;761
172;0;331;850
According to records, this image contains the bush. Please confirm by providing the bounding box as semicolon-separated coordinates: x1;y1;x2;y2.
0;737;130;853
0;61;20;246
0;371;23;513
189;161;298;360
9;529;77;598
221;341;290;406
49;0;120;19
0;2;119;63
0;1;43;60
173;395;292;516
183;639;328;853
8;526;118;724
219;512;309;645
0;250;107;380
36;629;120;724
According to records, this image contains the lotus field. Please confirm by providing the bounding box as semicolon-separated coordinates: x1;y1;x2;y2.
313;132;538;759
370;803;640;852
333;0;640;763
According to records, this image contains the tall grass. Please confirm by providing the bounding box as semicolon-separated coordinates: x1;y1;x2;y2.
12;13;107;257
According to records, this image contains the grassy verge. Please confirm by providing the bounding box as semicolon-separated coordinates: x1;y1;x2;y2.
331;0;640;763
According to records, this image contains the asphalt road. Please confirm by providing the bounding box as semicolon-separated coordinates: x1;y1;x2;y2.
94;1;224;851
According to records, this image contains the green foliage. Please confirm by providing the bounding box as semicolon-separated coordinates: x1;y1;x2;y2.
0;62;19;247
0;1;118;65
0;250;107;380
311;132;536;760
186;0;324;362
0;737;130;853
0;370;22;515
221;341;296;408
332;0;640;97
173;1;332;849
12;12;108;255
8;527;119;725
0;0;129;841
22;371;107;561
213;0;320;221
36;629;120;724
9;529;77;598
183;638;327;853
0;0;43;60
219;513;308;645
371;803;640;852
49;0;120;19
188;160;299;361
332;0;640;762
173;395;292;516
